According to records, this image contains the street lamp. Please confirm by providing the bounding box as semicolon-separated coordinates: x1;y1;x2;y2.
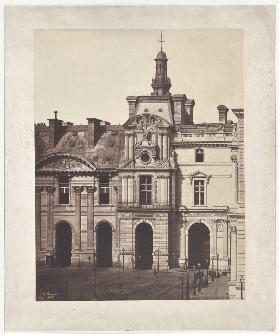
121;248;125;270
184;257;188;270
197;263;201;292
185;269;190;300
216;253;219;278
211;256;215;282
240;275;245;300
92;249;97;300
205;258;209;287
156;248;161;273
193;265;196;296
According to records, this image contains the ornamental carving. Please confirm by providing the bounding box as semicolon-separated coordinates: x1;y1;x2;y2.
46;186;55;193
123;113;169;130
35;186;44;193
86;186;97;193
73;186;84;193
36;153;96;173
216;220;224;232
230;226;237;233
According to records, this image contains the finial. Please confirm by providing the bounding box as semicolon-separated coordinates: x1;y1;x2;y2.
158;29;165;51
54;111;58;119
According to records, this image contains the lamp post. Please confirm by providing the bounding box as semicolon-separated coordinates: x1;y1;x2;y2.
240;275;245;300
121;248;125;270
197;263;201;292
184;257;188;270
118;254;121;291
181;274;184;300
205;258;209;287
216;253;219;278
193;266;196;296
185;269;190;300
157;248;161;273
211;256;215;282
92;249;97;300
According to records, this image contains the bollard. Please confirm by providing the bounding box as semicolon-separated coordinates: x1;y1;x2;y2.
198;264;201;292
185;271;190;300
181;274;184;300
193;266;196;296
65;277;68;301
211;257;215;282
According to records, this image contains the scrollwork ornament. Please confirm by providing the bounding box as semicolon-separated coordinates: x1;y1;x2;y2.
86;186;97;193
46;186;55;193
35;186;44;193
73;186;84;193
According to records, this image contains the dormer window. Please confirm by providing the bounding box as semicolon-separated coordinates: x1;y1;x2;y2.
195;148;204;162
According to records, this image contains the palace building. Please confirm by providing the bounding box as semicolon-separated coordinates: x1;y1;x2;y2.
35;44;245;299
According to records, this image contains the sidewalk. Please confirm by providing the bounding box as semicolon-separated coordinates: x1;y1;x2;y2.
190;274;230;300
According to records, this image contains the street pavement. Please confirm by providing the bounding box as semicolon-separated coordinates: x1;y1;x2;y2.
36;266;230;301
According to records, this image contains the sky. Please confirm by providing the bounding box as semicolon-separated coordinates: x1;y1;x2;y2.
34;29;243;125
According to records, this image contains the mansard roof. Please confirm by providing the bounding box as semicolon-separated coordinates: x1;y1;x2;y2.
35;124;125;170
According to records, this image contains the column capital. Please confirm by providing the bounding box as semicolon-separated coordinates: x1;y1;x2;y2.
46;186;55;193
73;186;84;193
230;226;237;233
35;185;44;193
86;186;97;193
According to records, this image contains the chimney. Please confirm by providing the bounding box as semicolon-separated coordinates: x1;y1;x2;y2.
217;105;229;124
184;99;195;124
126;96;138;119
48;111;64;148
87;118;101;148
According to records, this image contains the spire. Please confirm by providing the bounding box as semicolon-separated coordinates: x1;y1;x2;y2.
151;30;171;96
158;29;165;51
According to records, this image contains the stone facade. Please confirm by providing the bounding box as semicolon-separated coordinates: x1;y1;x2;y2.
35;48;245;298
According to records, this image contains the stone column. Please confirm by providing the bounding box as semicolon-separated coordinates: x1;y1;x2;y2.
35;186;43;251
231;155;238;204
124;134;129;160
127;176;133;204
122;176;128;204
158;133;163;159
73;186;84;250
163;134;168;160
46;186;55;251
180;225;186;259
223;220;228;257
86;186;95;250
230;226;237;282
128;134;134;160
185;231;189;260
210;222;216;259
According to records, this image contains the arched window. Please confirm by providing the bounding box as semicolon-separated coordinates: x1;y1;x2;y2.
195;148;204;162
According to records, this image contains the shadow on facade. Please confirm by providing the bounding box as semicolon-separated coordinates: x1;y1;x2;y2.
135;223;153;269
55;221;72;266
96;221;112;268
188;223;210;269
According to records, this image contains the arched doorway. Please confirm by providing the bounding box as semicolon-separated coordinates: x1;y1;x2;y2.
135;223;153;269
96;222;112;267
188;223;210;268
55;221;72;266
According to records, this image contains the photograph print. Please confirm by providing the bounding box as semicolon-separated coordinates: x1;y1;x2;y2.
34;29;245;301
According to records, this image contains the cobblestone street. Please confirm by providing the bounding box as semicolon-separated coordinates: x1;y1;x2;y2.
37;266;230;301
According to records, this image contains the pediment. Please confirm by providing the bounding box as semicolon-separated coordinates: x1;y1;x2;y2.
189;170;212;184
123;113;170;130
36;153;96;173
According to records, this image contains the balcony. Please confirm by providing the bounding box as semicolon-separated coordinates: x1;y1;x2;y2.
117;202;175;211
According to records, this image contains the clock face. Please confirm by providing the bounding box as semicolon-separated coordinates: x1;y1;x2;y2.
140;153;151;164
